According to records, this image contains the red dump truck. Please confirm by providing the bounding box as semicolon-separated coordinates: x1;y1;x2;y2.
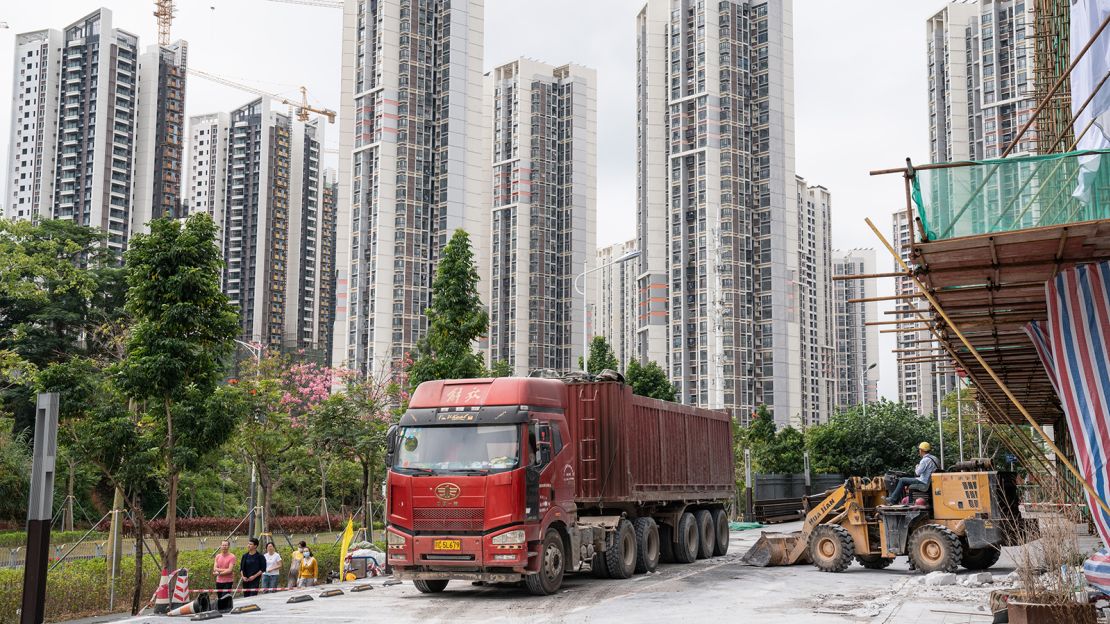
384;376;735;595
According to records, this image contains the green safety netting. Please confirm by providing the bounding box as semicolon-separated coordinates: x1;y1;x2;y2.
911;149;1110;241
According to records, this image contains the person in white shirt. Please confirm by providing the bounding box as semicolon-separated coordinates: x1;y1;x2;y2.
261;542;282;592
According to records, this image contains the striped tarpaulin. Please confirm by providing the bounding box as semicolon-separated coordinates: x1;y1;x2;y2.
1025;260;1110;593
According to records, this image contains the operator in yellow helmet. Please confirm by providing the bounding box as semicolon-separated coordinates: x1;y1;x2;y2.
885;442;940;505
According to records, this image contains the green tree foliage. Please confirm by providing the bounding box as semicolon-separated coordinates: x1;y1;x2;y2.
112;214;240;571
409;229;488;389
584;335;619;374
736;405;805;475
0;416;29;521
489;360;513;378
0;219;125;432
806;399;938;477
625;359;676;401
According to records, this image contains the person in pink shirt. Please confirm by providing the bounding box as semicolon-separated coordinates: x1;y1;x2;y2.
212;540;237;600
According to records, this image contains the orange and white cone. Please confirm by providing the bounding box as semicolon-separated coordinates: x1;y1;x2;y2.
168;592;210;617
153;568;172;613
172;568;190;607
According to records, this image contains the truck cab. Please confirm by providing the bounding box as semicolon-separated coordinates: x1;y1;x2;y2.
385;377;577;594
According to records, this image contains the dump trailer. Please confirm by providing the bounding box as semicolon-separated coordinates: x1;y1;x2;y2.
742;466;1025;573
384;377;735;595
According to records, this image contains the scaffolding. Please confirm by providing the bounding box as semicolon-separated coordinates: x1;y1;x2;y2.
1034;0;1074;153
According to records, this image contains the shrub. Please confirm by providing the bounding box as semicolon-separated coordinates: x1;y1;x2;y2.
93;514;347;538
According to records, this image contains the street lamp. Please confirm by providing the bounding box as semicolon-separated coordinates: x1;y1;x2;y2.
574;249;641;373
233;339;262;537
861;362;876;420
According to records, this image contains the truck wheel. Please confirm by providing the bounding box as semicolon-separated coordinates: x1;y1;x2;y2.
525;528;565;595
808;524;855;572
695;510;714;559
960;546;1001;570
633;517;660;574
711;508;729;556
658;523;675;563
673;512;699;564
855;554;894;570
908;524;962;574
605;519;637;579
413;579;449;593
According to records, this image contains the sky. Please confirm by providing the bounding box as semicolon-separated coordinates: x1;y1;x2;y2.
0;0;951;400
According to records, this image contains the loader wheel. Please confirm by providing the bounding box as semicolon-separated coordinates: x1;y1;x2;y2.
808;525;855;573
673;512;700;564
960;545;1001;571
712;508;730;556
908;524;962;574
605;519;637;579
695;510;714;559
525;528;565;595
855;554;894;570
633;517;660;574
658;523;675;563
413;579;448;593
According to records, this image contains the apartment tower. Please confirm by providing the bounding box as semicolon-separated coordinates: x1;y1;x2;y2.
596;239;640;370
334;0;489;376
797;179;835;426
636;0;814;426
487;59;597;375
832;249;880;409
4;9;187;250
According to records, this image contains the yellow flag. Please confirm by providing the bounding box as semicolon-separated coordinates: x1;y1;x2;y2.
339;516;354;579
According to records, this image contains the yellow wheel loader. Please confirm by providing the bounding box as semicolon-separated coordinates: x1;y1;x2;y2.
741;463;1025;573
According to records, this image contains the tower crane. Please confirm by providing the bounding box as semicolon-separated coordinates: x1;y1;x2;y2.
154;0;175;45
188;68;337;124
262;0;343;8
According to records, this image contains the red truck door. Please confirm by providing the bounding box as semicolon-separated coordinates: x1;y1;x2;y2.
531;418;575;523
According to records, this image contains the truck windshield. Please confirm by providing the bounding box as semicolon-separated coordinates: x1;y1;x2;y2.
393;424;521;475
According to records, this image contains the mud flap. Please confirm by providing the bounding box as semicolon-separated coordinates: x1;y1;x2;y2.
965;518;1001;550
879;508;926;555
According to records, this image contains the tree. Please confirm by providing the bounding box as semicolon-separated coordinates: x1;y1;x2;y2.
408;229;488;390
806;399;938;477
583;335;619;374
112;214;240;571
625;359;676;401
489;360;513;378
761;427;805;474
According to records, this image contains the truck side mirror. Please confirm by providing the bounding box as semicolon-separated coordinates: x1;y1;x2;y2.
386;424;399;463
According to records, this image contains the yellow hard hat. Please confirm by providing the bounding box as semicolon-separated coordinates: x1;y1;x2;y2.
918;442;932;452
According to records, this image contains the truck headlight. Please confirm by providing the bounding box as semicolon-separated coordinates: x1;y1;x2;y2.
492;529;526;545
387;531;407;549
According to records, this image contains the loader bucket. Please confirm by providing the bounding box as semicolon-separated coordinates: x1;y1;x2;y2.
741;531;807;566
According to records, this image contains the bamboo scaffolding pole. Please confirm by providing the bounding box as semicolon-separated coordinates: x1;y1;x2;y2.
847;293;922;304
865;217;1110;518
831;271;909;281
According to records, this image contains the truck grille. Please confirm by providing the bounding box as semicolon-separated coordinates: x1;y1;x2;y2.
413;507;485;532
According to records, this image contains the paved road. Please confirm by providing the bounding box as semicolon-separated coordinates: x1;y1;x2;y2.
107;521;1028;624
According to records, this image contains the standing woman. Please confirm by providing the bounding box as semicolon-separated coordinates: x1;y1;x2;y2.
262;542;282;592
298;548;318;587
212;540;236;601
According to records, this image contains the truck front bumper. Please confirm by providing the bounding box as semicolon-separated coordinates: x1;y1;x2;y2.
393;569;524;583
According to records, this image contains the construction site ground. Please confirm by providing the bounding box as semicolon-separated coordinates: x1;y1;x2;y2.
97;519;1089;624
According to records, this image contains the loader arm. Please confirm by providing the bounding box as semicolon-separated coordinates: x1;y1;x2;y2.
740;480;853;567
783;482;851;564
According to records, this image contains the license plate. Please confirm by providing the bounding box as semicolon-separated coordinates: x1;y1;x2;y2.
433;539;461;551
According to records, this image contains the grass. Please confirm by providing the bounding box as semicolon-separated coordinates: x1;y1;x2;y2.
0;542;345;623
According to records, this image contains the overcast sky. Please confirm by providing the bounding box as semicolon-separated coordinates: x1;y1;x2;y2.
0;0;951;400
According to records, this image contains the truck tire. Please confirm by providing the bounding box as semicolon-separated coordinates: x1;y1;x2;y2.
605;519;637;579
960;546;1001;571
808;524;855;572
673;512;699;564
633;517;660;574
695;510;714;559
413;579;449;593
711;508;729;556
908;524;962;574
525;528;565;595
855;554;894;570
658;523;675;563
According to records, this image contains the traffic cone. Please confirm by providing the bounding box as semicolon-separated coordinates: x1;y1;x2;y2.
153;568;172;614
171;568;190;607
217;591;234;613
167;592;210;617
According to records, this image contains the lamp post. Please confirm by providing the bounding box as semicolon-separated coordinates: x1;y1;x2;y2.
573;249;640;373
860;362;876;419
234;339;262;538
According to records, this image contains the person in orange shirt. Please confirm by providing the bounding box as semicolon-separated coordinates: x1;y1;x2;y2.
212;540;237;600
298;548;318;587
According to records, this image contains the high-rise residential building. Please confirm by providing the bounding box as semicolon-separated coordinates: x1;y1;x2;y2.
487;58;597;375
4;8;187;251
334;0;489;376
185;98;332;356
797;179;836;427
927;0;1037;161
596;239;640;370
832;249;880;409
893;209;956;417
637;0;822;427
319;168;339;363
